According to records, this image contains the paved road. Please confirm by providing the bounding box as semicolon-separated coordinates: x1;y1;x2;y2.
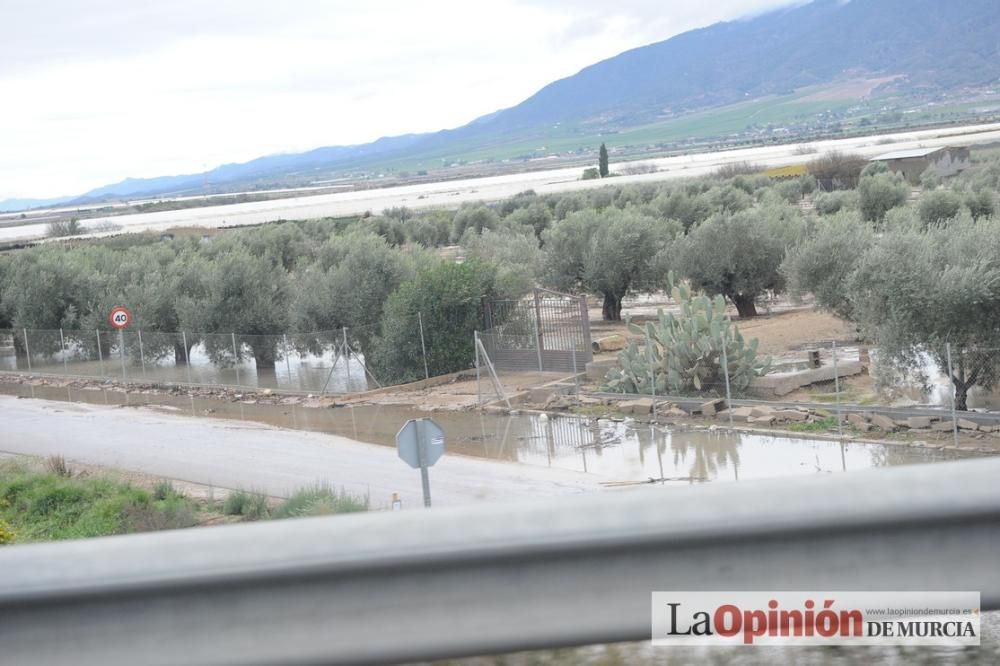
4;121;1000;243
0;396;602;507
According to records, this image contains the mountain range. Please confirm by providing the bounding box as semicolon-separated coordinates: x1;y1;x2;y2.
5;0;1000;212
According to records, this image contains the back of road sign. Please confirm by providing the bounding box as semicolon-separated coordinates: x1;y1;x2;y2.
396;418;445;469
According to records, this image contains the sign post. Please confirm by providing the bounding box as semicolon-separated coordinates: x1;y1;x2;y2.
396;418;445;507
109;306;131;381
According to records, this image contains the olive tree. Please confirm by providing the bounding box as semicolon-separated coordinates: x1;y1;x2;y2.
858;171;909;222
848;214;1000;410
673;204;805;317
781;211;874;319
461;227;542;298
290;231;413;355
917;188;962;226
542;209;679;321
369;259;499;383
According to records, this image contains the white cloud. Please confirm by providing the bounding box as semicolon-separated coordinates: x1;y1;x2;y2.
0;1;799;199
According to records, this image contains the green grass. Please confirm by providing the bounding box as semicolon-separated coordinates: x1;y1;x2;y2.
271;484;369;519
0;461;373;546
784;416;841;433
0;461;199;543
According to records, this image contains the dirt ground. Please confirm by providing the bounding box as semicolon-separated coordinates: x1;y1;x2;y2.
589;300;857;360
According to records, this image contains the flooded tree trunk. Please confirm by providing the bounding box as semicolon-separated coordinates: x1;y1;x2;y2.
174;342;189;365
951;352;982;412
731;293;758;318
251;344;276;370
602;293;623;321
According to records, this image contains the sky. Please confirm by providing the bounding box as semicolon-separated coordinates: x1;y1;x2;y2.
1;0;800;200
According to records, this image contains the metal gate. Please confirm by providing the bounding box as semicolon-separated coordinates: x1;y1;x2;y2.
480;288;592;373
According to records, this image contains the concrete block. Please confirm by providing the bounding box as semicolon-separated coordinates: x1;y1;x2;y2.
931;420;956;432
749;415;776;425
750;405;775;417
773;409;809;422
730;406;754;421
846;413;868;428
619;398;654;415
907;416;933;429
870;414;897;432
701;398;727;417
958;419;980;431
528;387;557;404
585;358;619;383
748;360;863;397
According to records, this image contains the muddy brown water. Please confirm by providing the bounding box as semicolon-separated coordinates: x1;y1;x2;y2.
1;383;975;484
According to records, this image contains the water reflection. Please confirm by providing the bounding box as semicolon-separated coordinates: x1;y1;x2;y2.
0;384;976;484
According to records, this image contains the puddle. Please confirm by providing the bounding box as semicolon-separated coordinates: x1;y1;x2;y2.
1;384;976;484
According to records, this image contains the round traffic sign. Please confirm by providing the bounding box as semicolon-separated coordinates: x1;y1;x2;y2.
109;306;131;330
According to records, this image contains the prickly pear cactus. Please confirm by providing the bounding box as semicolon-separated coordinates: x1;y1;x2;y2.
602;273;770;395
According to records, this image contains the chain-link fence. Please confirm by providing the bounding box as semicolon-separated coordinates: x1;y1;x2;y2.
577;329;1000;438
0;321;434;394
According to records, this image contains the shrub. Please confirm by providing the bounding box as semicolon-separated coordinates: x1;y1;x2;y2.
581;167;600;180
918;189;962;226
152;480;180;501
46;218;82;237
45;455;71;478
0;519;15;545
859;172;909;222
272;484;369;519
222;489;271;520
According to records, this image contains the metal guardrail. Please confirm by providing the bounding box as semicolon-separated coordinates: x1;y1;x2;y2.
2;458;1000;665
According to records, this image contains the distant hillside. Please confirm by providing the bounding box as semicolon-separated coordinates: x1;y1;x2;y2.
6;0;999;210
484;0;1000;132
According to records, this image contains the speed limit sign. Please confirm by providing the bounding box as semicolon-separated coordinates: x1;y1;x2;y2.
109;306;131;330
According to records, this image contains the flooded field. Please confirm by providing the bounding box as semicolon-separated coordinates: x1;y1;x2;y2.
1;383;973;485
0;341;369;394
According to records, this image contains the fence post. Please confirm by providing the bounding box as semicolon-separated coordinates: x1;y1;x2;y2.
531;308;544;375
59;328;67;373
475;331;482;407
945;342;960;448
721;333;733;429
418;312;430;381
119;329;127;382
342;328;351;385
137;329;146;378
645;330;657;420
832;340;843;439
182;331;193;385
231;333;240;386
22;328;32;373
283;334;293;389
571;346;580;408
96;329;105;377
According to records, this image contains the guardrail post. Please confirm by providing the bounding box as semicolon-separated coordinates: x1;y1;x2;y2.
95;329;104;376
22;328;31;373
